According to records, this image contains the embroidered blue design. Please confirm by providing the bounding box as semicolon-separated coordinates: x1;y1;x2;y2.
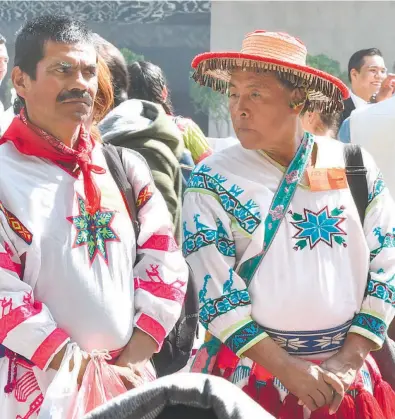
232;366;251;384
370;227;395;261
198;270;251;329
290;206;347;250
367;279;395;306
266;320;352;356
225;320;266;354
368;172;385;204
182;216;236;257
352;313;387;341
187;167;261;235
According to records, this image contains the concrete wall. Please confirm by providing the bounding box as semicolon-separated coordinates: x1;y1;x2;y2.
208;0;395;137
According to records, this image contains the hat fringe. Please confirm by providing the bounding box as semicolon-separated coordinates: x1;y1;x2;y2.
192;58;344;114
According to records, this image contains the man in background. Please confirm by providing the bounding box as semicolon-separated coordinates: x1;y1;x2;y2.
0;34;9;113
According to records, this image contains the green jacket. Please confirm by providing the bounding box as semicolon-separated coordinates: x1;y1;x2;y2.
99;100;184;243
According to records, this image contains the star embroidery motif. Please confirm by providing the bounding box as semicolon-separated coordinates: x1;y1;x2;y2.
67;194;120;266
291;207;346;249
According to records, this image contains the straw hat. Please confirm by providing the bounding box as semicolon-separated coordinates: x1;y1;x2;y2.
191;30;349;113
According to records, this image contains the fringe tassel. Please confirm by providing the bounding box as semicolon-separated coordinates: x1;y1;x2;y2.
257;378;282;417
278;394;304;419
192;59;345;114
373;379;395;419
310;406;333;419
355;389;386;419
335;393;356;419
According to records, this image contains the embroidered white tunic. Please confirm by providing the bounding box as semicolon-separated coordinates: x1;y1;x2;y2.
183;136;395;364
0;141;188;419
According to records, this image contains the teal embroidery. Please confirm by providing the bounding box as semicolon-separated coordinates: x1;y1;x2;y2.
182;216;236;257
237;132;315;287
187;168;261;235
232;366;251;384
199;269;251;329
368;172;385;204
367;279;395;306
370;227;395;261
225;320;266;354
290;206;347;250
67;194;119;265
352;313;386;342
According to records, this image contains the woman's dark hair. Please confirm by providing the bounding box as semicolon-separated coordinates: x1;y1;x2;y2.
128;60;173;115
92;33;129;107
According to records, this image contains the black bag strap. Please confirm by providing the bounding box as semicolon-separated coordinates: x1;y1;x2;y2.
344;144;368;224
102;144;140;239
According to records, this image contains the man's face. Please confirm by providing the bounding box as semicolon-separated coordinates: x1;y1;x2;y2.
229;70;294;150
351;55;387;98
0;43;9;84
18;40;98;127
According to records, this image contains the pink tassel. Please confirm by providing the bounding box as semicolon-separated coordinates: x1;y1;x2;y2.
278;394;304;419
335;393;356;419
257;378;282;417
355;389;386;419
373;379;395;419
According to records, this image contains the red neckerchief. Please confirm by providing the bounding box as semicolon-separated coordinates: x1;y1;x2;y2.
0;109;105;214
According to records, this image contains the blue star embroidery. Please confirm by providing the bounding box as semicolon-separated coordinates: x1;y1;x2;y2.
291;207;346;249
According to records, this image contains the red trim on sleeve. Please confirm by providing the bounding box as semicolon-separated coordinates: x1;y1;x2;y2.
135;313;166;347
134;277;185;304
31;328;69;370
139;234;179;252
0;252;22;277
0;302;43;342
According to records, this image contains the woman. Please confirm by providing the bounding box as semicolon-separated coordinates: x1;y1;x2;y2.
301;110;340;139
128;61;212;169
183;30;395;419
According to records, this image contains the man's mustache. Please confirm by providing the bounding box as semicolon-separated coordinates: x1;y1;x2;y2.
57;89;93;105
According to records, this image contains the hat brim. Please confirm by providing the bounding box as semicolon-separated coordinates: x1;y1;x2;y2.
192;52;350;113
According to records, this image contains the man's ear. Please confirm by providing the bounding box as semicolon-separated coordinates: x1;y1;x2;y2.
350;68;358;83
11;67;30;100
290;87;307;113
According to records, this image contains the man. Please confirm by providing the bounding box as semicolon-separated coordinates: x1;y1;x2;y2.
0;34;9;113
95;36;184;243
347;96;395;197
0;15;188;419
184;30;395;418
339;48;395;126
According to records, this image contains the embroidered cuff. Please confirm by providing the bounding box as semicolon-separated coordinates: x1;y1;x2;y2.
349;311;387;348
135;313;166;351
366;278;395;306
31;328;70;370
222;317;268;358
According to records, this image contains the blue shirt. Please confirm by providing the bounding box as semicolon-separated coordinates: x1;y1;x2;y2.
338;117;351;143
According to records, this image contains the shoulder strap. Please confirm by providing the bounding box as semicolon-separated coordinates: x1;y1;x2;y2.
344;144;368;224
102;144;140;238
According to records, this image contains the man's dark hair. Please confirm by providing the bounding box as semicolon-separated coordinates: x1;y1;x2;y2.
93;34;128;107
0;34;6;45
128;60;174;115
14;15;93;79
348;48;383;82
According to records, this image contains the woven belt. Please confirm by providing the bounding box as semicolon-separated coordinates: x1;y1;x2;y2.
265;319;353;356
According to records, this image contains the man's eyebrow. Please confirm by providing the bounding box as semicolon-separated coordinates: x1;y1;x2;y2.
367;65;387;71
48;61;73;70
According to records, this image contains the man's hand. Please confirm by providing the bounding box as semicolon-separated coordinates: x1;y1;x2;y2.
376;74;395;102
48;344;90;385
111;364;146;390
243;336;344;412
278;357;344;412
320;333;377;413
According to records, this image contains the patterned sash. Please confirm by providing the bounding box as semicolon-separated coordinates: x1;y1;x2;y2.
237;132;314;287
